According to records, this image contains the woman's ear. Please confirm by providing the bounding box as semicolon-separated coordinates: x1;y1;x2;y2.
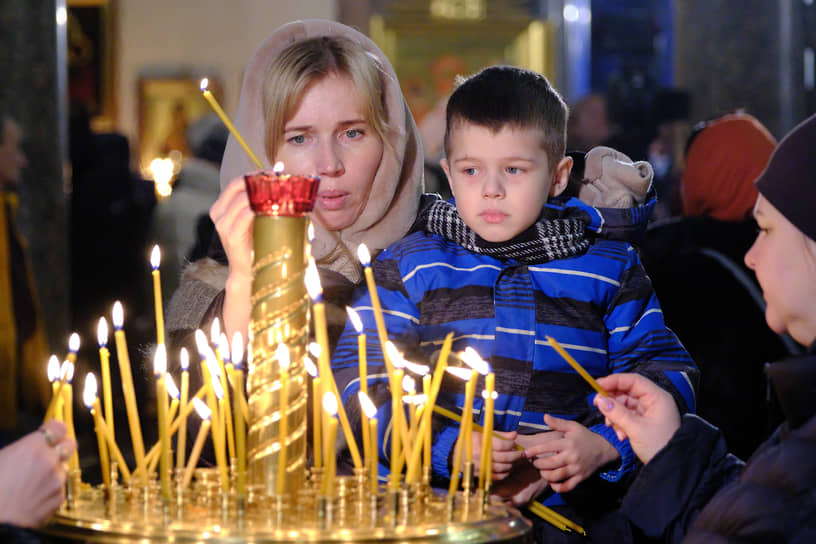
550;156;573;197
440;158;455;196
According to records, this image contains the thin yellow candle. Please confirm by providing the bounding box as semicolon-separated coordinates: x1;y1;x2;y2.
84;381;132;485
61;361;80;474
305;259;363;469
432;405;524;450
357;244;395;377
231;333;247;498
112;301;146;480
346;306;370;471
321;392;339;497
83;373;110;489
177;348;190;470
165;374;180;426
211;375;230;491
358;392;379;495
461;347;490;469
304;353;322;469
144;385;207;471
199;78;263;169
44;355;63;422
406;332;453;483
66;332;80;365
276;343;290;496
390;366;404;491
423;374;432;467
97;318;114;439
212;329;235;463
194;330;220;430
154;345;171;499
150;246;165;346
478;372;496;491
182;398;212;489
445;367;473;495
546;335;609;397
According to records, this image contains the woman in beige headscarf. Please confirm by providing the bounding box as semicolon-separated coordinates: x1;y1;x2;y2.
166;20;424;348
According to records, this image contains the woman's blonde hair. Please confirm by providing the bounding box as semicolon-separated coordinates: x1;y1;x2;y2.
262;36;390;161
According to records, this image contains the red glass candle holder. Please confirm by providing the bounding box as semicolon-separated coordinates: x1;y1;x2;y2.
244;170;320;217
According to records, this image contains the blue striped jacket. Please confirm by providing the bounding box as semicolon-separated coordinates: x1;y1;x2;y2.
331;197;698;506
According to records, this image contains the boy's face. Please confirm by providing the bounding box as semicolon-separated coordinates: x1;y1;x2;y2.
441;123;571;242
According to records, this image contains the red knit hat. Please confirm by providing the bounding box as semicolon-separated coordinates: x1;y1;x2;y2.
681;113;776;221
755;113;816;242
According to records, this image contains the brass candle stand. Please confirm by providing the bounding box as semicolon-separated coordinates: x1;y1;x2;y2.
40;170;533;543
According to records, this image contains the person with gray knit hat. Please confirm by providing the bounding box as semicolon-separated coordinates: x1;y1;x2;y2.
589;112;816;542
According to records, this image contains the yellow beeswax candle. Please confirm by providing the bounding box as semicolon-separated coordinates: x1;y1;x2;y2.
112;301;146;480
83;373;110;489
200;78;263;168
321;392;339;497
177;348;190;470
150;246;165;346
182;398;212;489
154;345;171;499
358;391;379;495
305;353;322;469
61;361;80;474
97;318;114;439
478;372;496;490
546;335;609;397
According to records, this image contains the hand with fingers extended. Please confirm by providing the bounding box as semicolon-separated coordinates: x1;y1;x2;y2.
593;373;681;465
520;415;619;494
0;420;77;528
465;430;526;482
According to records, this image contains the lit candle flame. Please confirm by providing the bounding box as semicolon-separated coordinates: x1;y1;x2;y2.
180;347;189;371
194;329;210;357
150;245;161;270
445;366;473;381
385;341;405;369
193;397;211;420
68;332;80;353
97;318;108;347
358;391;377;419
357;244;371;267
461;346;490;375
412;393;428;406
165;374;180;399
403;360;430;376
308;342;321;359
210;317;221;346
61;361;75;383
83;372;97;408
199;78;209;92
322;392;338;416
402;375;416;394
153;344;167;376
212;375;224;400
47;355;61;383
482;389;498;400
304;258;322;301
112;301;124;329
273;161;284;174
205;349;221;379
304;356;318;378
231;332;244;369
218;333;231;363
307;222;315;242
346;307;363;333
276;343;290;370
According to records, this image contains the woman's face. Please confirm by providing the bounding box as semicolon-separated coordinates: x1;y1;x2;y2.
276;73;384;231
745;194;816;346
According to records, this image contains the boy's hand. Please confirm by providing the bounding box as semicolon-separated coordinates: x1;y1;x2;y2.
490;459;550;506
464;430;525;481
521;415;619;493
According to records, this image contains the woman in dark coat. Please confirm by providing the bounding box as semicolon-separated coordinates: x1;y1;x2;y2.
592;113;816;542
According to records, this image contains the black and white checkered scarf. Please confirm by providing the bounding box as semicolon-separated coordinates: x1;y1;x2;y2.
419;198;590;264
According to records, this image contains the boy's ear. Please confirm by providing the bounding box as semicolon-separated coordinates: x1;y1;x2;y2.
549;156;573;197
440;158;455;194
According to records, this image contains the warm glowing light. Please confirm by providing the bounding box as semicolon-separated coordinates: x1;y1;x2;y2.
358;391;377;418
322;392;338;416
47;355;61;383
308;342;321;359
482;389;499;400
231;332;244;368
304;356;318;378
304;258;322;301
276;343;290;370
112;301;124;329
61;361;75;383
218;333;231;362
412;394;428;406
346;307;363;333
307;222;315;242
56;6;67;25
149;158;175;188
165;374;180;399
357;244;371;267
210;318;221;345
97;318;108;347
68;332;80;353
403;360;430;376
385;341;405;369
446;366;473;381
153;344;167;376
83;373;98;408
199;78;209;92
180;347;189;371
212;375;224;400
461;347;489;375
150;245;161;269
402;375;416;394
194;329;209;356
273;161;284;174
193;397;211;420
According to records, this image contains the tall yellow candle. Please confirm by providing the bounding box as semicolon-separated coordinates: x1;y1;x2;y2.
346;307;370;471
177;348;190;470
389;367;404;491
182;398;212;489
165;374;180;426
304;354;322;469
305;259;363;469
445;366;473;495
423;374;432;468
45;355;63;422
61;361;80;474
546;335;610;397
321;392;339;497
211;329;235;463
461;347;490;469
83;373;110;489
231;333;247;497
478;372;496;491
154;345;171;499
199;78;263;169
211;376;230;492
112;301;146;480
275;343;290;496
358;392;379;495
150;246;166;346
97;318;114;439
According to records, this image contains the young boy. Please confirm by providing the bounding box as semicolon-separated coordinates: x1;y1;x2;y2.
331;66;696;533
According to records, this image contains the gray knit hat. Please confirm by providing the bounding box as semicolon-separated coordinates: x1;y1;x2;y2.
755;113;816;242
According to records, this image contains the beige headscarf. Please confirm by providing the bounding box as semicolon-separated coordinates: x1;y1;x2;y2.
220;19;424;283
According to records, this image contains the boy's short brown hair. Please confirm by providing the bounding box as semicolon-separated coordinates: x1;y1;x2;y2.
444;65;568;169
